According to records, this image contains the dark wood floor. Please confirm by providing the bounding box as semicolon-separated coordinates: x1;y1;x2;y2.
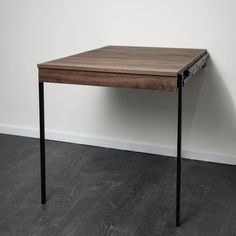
0;134;236;236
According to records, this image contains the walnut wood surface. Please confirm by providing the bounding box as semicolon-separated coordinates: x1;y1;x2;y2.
39;68;177;91
38;45;207;91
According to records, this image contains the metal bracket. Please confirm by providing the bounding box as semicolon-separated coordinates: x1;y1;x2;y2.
182;53;209;85
177;73;184;88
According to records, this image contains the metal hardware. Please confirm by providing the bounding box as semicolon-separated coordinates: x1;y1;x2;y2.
183;53;209;84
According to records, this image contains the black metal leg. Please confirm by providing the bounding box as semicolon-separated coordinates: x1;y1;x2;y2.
176;74;183;226
39;82;46;204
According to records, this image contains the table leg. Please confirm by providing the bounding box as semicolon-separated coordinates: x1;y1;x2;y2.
39;82;46;204
176;74;183;226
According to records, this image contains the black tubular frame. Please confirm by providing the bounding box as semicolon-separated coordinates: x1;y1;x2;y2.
38;52;208;226
175;53;208;226
39;82;46;204
38;79;184;225
176;73;183;227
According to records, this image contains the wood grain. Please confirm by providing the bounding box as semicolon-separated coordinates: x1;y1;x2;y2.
39;68;177;91
38;45;207;91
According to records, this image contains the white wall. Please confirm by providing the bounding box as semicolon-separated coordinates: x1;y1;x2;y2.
1;0;236;164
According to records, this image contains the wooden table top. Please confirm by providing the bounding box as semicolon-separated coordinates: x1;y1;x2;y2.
38;46;208;91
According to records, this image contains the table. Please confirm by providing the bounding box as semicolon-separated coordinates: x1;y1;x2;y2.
38;45;209;226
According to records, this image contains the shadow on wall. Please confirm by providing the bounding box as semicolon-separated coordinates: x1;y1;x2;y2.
184;57;236;155
103;81;177;145
103;57;236;155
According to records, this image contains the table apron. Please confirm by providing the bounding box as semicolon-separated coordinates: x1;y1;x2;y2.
38;68;177;91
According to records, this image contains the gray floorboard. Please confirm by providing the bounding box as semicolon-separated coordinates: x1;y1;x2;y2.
0;133;236;236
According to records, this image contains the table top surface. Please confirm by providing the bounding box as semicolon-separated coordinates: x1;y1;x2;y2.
38;45;207;77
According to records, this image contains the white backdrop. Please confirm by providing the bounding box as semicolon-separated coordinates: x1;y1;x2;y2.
0;0;236;164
